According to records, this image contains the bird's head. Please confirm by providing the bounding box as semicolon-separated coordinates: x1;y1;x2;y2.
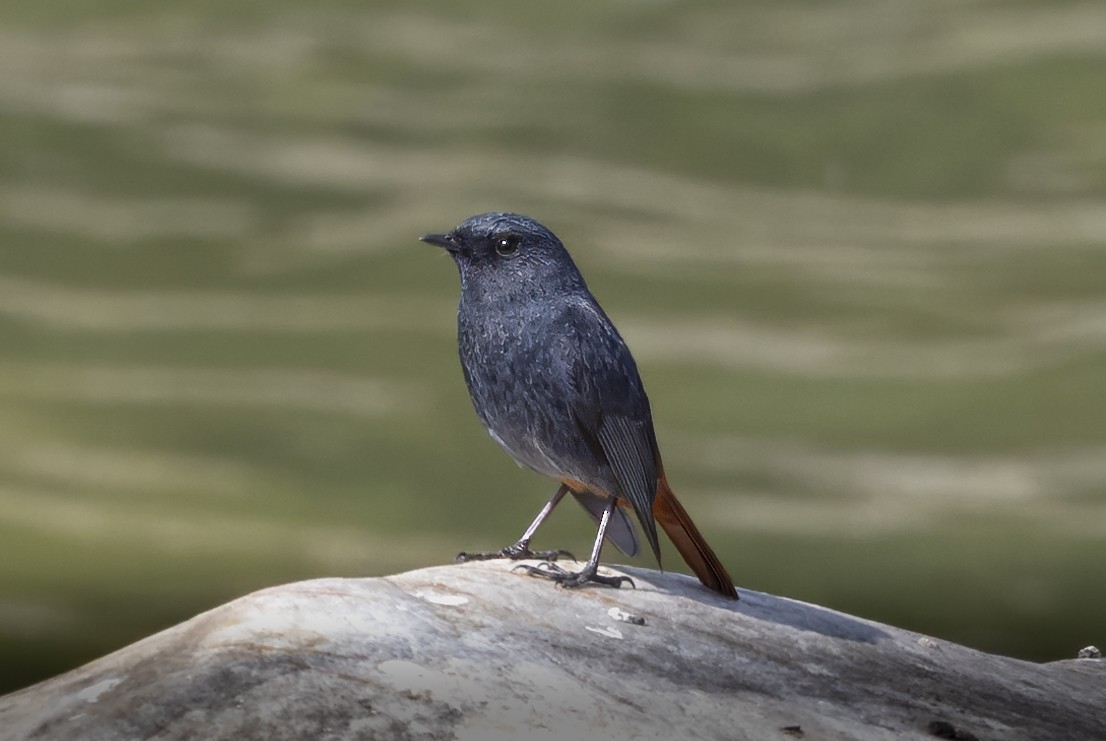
420;212;586;301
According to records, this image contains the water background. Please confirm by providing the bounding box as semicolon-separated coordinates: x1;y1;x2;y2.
2;0;1105;692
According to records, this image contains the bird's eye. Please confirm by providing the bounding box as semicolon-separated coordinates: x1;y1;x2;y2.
494;234;520;257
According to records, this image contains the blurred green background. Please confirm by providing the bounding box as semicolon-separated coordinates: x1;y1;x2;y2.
2;0;1105;694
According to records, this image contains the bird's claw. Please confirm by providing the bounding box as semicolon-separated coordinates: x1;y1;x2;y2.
456;543;575;563
512;561;635;590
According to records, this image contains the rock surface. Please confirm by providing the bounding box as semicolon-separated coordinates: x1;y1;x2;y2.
1;562;1103;740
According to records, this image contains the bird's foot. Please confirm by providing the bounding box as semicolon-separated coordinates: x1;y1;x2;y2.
512;561;635;590
456;541;575;563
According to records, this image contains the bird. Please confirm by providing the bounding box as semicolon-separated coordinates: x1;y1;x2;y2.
420;212;737;599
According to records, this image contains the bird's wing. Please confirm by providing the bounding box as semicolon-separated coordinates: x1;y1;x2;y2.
563;301;663;565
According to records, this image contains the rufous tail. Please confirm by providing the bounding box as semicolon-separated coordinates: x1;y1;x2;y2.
653;473;738;599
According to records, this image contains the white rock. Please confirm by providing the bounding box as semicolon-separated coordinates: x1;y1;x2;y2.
1;562;1103;740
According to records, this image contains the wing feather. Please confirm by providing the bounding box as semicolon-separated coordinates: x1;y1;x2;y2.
594;413;662;564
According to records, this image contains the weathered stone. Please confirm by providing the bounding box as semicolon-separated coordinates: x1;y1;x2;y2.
1;562;1103;740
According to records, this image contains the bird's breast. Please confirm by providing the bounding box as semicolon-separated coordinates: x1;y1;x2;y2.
456;301;581;478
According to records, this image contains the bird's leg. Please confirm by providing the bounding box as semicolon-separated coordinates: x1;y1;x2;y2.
514;496;634;590
456;484;575;563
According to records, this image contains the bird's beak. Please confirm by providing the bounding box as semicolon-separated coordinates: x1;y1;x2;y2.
419;233;455;251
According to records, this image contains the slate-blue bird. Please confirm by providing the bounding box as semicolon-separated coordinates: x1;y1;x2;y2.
420;213;737;598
